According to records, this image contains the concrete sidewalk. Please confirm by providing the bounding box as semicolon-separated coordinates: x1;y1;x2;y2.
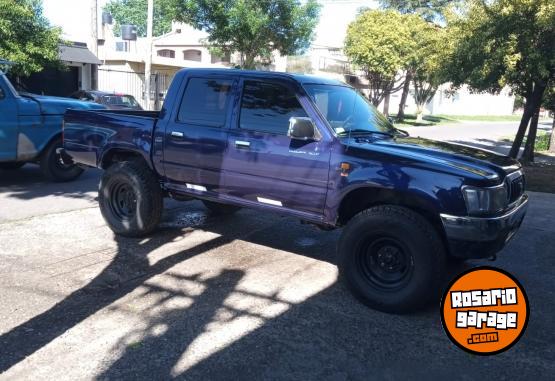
1;193;554;380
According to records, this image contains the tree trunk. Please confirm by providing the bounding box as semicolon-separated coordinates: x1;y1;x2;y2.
415;106;424;123
242;53;256;70
396;71;412;120
549;117;555;153
521;107;540;163
383;93;390;116
509;82;546;158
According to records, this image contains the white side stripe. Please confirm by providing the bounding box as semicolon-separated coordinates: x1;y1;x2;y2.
186;183;207;192
257;197;283;207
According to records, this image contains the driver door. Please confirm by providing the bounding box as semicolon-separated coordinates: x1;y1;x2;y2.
0;84;18;161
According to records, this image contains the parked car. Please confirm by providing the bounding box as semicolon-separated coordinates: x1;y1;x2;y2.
0;67;105;181
69;90;143;110
63;68;528;313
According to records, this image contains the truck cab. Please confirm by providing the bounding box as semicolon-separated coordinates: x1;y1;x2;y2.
64;68;528;313
0;66;104;180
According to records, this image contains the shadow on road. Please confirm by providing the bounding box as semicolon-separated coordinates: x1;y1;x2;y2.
0;166;100;201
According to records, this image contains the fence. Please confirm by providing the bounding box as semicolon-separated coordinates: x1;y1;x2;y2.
97;68;175;110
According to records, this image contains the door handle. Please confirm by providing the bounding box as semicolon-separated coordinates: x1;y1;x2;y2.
170;131;184;138
235;140;251;148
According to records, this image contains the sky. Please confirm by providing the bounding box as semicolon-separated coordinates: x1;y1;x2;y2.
42;0;378;47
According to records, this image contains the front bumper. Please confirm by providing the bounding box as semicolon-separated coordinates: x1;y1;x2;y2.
440;194;529;259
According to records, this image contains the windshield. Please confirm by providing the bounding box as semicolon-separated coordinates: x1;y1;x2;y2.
101;95;140;107
304;84;396;136
0;74;20;98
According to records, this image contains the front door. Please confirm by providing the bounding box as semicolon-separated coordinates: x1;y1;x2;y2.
163;76;236;195
223;79;330;216
0;82;18;161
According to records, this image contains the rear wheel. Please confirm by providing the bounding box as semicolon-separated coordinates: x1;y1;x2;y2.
99;161;163;237
0;162;25;170
202;200;240;215
40;139;83;182
338;205;445;314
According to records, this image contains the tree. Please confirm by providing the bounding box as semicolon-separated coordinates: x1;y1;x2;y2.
378;1;455;119
0;0;62;76
542;86;555;153
105;0;174;37
411;22;450;122
345;10;417;109
167;0;320;69
443;0;555;161
379;0;454;21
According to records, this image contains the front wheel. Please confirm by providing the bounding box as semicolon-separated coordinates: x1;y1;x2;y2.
99;161;163;237
338;205;445;314
40;139;83;182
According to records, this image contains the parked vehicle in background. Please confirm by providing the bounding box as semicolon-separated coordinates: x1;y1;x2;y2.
69;90;143;110
0;65;105;181
64;68;528;313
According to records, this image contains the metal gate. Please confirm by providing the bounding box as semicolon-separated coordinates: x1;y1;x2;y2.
97;68;175;110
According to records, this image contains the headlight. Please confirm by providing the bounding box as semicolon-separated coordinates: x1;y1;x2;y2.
462;184;508;215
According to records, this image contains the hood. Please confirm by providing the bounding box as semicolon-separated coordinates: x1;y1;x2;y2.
21;93;106;114
343;136;520;181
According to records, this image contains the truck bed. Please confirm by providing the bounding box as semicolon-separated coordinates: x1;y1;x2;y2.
64;109;159;168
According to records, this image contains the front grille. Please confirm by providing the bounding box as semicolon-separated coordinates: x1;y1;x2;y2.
507;172;525;204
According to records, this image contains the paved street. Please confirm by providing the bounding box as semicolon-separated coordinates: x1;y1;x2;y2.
1;124;554;380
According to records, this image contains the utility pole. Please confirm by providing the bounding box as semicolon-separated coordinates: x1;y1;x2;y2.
144;0;154;110
90;0;98;56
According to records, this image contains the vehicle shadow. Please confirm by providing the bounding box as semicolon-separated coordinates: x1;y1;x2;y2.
0;202;475;377
0;165;101;201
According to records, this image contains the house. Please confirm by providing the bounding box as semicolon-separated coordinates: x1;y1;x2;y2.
15;42;100;97
97;22;286;109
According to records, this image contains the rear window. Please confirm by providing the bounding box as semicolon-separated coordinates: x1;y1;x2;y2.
177;77;233;127
102;95;139;107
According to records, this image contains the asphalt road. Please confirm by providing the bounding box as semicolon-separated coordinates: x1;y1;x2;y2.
0;123;554;380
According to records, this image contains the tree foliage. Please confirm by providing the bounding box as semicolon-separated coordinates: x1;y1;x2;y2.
105;0;174;37
345;10;421;106
443;0;555;160
378;0;454;21
0;0;62;76
167;0;320;69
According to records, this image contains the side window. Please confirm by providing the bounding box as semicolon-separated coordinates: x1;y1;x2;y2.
239;80;307;134
177;78;233;127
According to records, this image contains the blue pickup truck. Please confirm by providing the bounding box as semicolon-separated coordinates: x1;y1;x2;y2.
64;68;528;312
0;66;103;181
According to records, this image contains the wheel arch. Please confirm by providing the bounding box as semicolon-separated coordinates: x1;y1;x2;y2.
336;186;448;246
100;148;151;170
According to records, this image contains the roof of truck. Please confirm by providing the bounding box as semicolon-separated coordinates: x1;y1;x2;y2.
178;68;347;86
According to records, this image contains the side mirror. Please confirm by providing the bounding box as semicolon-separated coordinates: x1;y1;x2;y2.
288;117;318;140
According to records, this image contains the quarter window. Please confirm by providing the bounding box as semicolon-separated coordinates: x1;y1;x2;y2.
239;80;307;134
177;78;233;127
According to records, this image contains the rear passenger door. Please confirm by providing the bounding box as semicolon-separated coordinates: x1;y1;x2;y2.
222;78;330;216
163;76;236;194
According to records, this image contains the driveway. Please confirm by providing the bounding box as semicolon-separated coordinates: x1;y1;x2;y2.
1;125;554;380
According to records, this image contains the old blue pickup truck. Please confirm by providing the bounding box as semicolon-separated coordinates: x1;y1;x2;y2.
0;65;103;181
64;68;528;312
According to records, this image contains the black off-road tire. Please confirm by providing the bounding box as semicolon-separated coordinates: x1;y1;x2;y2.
202;200;240;215
0;162;25;170
40;138;83;182
99;161;163;237
338;205;446;314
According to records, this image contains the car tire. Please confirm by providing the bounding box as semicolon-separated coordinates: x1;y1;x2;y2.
99;160;163;237
0;162;25;170
338;205;445;314
40;138;84;182
202;200;240;215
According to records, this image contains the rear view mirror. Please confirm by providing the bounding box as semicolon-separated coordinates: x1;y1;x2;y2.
288;117;318;140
